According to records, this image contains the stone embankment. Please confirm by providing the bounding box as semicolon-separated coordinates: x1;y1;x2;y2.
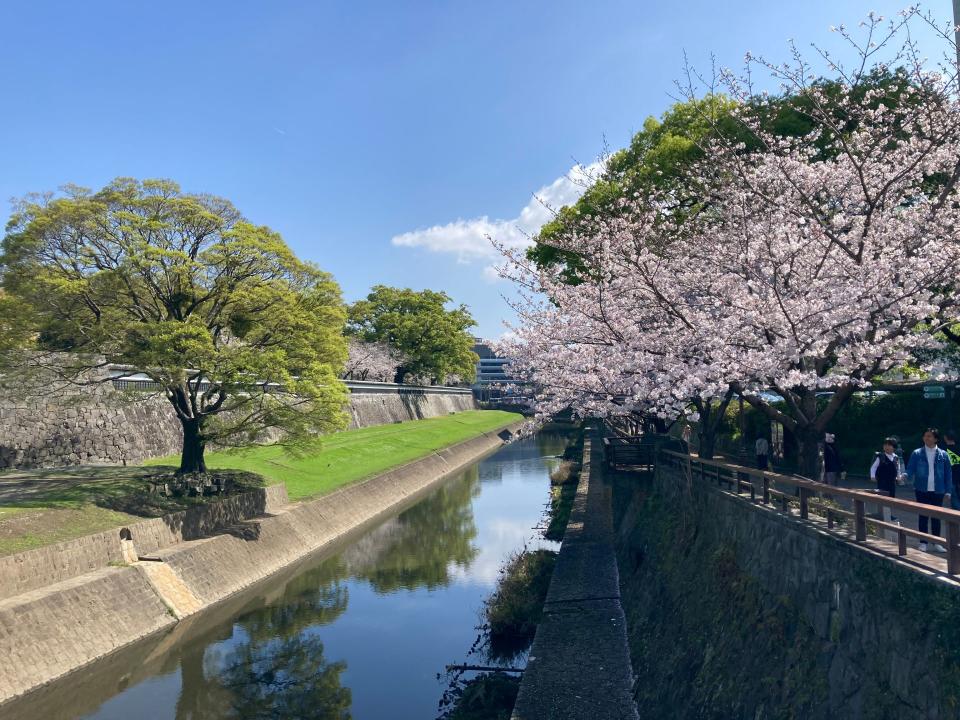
614;455;960;719
512;430;638;720
0;422;519;706
0;380;475;469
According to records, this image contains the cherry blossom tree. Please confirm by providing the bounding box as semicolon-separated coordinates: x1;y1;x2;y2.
342;339;407;382
498;9;960;474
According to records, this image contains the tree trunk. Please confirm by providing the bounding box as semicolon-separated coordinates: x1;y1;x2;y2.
796;426;821;480
179;417;207;474
693;388;735;460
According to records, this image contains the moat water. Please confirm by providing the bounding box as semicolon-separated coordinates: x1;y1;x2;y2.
2;431;566;720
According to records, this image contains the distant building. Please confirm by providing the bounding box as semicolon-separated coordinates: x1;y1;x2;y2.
471;338;526;402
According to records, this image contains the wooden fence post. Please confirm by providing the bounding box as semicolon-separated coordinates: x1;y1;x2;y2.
799;488;809;519
948;521;960;576
854;499;867;541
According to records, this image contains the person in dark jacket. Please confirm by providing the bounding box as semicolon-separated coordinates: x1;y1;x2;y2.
870;437;903;498
905;427;951;552
942;430;960;511
822;433;844;486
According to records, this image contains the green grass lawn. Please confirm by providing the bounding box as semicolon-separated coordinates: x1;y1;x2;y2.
148;410;522;501
0;410;520;556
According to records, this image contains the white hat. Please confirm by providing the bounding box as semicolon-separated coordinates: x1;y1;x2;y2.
824;433;835;443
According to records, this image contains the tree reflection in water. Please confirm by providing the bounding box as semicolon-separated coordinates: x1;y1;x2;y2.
216;635;351;720
172;466;485;718
175;557;352;720
356;464;481;593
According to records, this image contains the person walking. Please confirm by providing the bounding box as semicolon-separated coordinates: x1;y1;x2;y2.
870;437;903;498
942;430;960;511
755;435;769;470
822;433;845;486
870;437;904;522
905;428;951;553
681;425;693;453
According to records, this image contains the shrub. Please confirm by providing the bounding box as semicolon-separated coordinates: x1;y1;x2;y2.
485;549;557;657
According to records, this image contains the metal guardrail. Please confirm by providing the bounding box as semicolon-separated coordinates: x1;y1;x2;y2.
659;449;960;577
110;376;473;395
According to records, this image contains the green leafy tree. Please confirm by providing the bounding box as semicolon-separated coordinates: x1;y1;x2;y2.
527;95;743;280
528;68;916;281
1;178;349;474
347;285;478;384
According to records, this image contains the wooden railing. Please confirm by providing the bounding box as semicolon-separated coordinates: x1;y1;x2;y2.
659;449;960;577
603;435;660;469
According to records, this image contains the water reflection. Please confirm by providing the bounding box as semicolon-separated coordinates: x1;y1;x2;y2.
0;431;571;720
355;466;480;592
187;635;351;720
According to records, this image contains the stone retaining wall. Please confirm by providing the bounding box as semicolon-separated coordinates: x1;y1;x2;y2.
0;382;475;469
0;485;288;601
614;460;960;719
347;386;474;428
0;566;178;705
0;423;519;706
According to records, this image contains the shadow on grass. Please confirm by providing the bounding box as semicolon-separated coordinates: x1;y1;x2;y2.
0;466;266;519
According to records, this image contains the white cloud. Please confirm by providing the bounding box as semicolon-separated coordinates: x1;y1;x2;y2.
391;162;603;272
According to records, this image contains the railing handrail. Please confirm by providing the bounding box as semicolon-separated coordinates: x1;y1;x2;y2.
661;449;960;524
111;376;473;395
660;447;960;576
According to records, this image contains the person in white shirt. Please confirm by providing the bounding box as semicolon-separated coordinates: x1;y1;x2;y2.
870;437;904;522
905;428;951;553
755;436;769;470
870;438;904;499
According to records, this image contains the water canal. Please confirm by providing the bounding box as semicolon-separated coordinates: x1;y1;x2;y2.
2;430;569;720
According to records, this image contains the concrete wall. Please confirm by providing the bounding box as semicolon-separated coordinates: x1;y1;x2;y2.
614;461;960;719
0;381;475;469
0;565;178;705
0;485;288;601
344;381;475;428
0;423;519;706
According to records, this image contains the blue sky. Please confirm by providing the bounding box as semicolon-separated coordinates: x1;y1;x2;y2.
0;1;950;337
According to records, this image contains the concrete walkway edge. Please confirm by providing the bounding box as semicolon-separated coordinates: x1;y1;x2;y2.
512;428;639;720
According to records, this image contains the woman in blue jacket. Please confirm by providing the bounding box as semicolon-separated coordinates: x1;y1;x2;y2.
905;427;951;552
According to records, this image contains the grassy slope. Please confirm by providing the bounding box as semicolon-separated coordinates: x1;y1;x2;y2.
0;410;521;555
148;410;522;501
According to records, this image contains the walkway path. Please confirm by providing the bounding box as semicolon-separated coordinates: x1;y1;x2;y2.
512;430;638;720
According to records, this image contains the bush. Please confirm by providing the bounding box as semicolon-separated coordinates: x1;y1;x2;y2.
485;549;557;658
549;459;580;486
544;461;580;543
438;672;520;720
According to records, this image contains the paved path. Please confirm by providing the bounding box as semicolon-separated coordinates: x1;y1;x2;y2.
512;430;639;720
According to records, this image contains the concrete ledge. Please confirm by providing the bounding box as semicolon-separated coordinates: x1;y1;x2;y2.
0;484;289;601
0;422;521;706
515;599;636;720
512;430;639;720
544;541;621;605
0;566;176;703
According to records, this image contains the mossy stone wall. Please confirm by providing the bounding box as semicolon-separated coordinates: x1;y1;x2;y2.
613;465;960;719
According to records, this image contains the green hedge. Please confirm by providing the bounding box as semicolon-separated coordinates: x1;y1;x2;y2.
719;390;960;475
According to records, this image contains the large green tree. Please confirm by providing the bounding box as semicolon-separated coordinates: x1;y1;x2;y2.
528;69;914;279
347;285;478;384
1;178;349;474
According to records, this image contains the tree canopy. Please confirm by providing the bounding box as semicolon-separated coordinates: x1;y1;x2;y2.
347;285;478;384
527;67;922;283
499;11;960;475
1;178;349;473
